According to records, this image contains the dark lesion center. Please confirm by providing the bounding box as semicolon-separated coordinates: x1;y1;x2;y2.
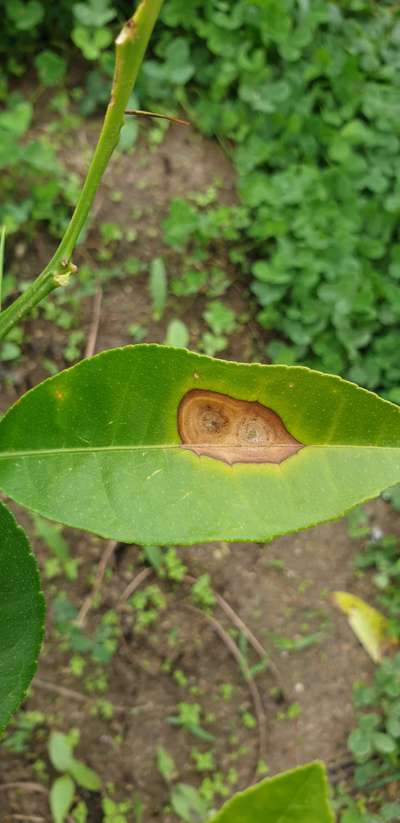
200;407;228;435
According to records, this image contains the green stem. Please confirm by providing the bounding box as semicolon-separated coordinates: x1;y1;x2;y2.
0;0;164;341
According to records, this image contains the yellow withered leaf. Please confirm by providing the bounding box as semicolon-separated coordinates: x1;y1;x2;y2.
332;591;396;663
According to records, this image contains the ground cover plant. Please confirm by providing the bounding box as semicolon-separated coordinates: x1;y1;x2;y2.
1;1;400;821
4;1;400;400
6;0;400;397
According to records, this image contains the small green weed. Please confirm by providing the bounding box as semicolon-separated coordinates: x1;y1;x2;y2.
191;574;216;611
130;584;167;631
48;729;101;823
1;709;45;754
167;702;215;743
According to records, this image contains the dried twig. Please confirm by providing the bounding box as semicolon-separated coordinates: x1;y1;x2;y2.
11;816;45;822
125;108;189;126
116;566;267;774
117;567;153;606
186;604;267;779
33;676;128;714
84;288;103;358
33;676;87;703
0;783;47;795
76;539;117;627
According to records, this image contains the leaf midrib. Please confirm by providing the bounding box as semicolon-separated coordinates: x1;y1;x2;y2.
0;444;399;459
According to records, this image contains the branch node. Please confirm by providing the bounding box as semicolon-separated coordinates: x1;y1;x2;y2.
53;262;78;287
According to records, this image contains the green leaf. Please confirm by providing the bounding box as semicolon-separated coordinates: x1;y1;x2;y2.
156;745;177;782
69;758;102;791
6;0;44;30
165;319;189;348
73;0;116;27
33;515;70;561
0;501;44;732
170;783;209;823
208;762;334;823
373;731;397;755
143;545;163;573
48;731;74;773
0;345;400;545
204;301;236;335
348;728;373;761
50;774;75;823
149;257;167;320
72;25;113;60
34;50;67;86
0;101;33;137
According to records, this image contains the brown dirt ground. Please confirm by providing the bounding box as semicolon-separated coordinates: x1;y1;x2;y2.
1;124;399;823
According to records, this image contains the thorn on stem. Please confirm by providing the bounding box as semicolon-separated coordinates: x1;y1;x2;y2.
124;109;190;126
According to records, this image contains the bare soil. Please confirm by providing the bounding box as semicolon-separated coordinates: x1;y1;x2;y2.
1;124;399;823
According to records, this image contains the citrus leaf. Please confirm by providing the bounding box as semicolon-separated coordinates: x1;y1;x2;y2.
332;592;397;663
208;761;334;823
0;500;44;731
0;345;399;544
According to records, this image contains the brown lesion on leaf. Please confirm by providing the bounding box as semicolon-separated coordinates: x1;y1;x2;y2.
177;389;303;465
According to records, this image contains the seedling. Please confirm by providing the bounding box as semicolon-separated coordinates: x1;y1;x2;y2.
191;575;216;611
170;783;209;823
168;702;216;743
48;730;101;823
156;745;177;782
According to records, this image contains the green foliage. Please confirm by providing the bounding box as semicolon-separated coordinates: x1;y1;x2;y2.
50;775;75;823
208;761;334;823
156;745;177;783
143;545;188;581
3;1;400;395
168;702;215;742
170;782;209;823
0;93;78;237
1;709;45;754
34;50;67;86
1;0;121;75
149;256;168;320
1;6;399;822
1;345;400;545
48;730;101;823
165;318;189;348
337;530;400;821
147;1;400;399
355;535;400;639
72;0;116;61
0;501;44;732
346;655;400;799
191;574;216;611
383;484;400;514
52;594;120;664
33;514;79;580
102;795;136;822
130;584;166;630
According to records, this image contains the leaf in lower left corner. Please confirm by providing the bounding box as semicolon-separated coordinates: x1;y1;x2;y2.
0;500;45;732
